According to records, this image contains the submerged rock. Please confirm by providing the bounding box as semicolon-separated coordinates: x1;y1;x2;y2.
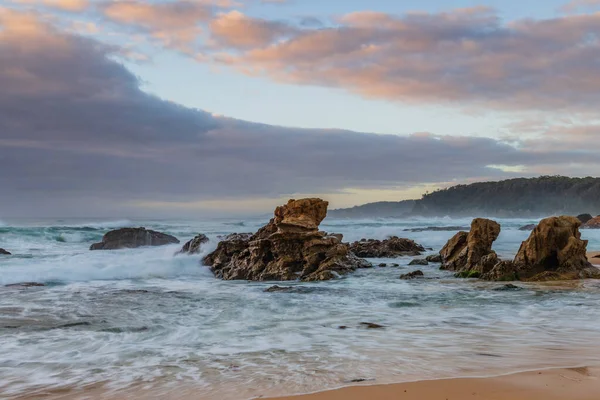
90;227;179;250
483;216;599;281
359;322;385;329
493;284;523;291
5;282;45;288
349;237;425;258
400;270;424;280
0;248;10;255
264;285;294;293
426;254;442;263
203;198;371;282
519;224;537;231
178;234;209;255
440;218;501;276
409;259;428;266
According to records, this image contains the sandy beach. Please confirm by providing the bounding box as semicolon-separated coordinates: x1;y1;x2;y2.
589;251;600;265
271;367;600;400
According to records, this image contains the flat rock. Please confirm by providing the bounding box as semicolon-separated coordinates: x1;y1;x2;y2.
5;282;45;288
90;227;179;250
349;237;425;258
359;322;385;329
400;270;424;280
493;284;523;291
409;258;428;266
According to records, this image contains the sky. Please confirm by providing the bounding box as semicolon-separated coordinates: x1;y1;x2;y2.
1;0;600;217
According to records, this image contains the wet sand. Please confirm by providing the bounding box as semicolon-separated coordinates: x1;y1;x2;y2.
271;367;600;400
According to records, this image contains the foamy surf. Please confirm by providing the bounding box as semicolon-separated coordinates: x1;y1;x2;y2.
1;217;600;399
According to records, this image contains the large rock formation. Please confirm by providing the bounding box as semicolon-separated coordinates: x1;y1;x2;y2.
0;248;11;255
348;237;425;258
582;216;600;229
177;234;209;254
577;214;594;225
483;216;600;281
90;228;180;250
440;218;501;277
203;198;371;281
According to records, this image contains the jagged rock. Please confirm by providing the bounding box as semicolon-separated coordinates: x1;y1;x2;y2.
90;228;179;250
519;224;537;231
400;270;424;280
203;198;371;282
440;218;501;276
483;216;600;281
577;214;593;225
349;237;425;258
217;233;253;241
178;234;209;254
426;254;442;263
0;248;11;255
409;259;428;266
582;216;600;229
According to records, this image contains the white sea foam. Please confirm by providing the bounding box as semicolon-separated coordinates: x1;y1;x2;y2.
1;217;600;399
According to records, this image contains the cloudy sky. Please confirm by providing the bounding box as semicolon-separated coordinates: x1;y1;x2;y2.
1;0;600;217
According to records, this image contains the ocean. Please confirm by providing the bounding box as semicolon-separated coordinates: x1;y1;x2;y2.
1;216;600;399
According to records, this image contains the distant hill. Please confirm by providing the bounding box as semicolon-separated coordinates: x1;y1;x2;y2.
329;200;416;218
329;176;600;218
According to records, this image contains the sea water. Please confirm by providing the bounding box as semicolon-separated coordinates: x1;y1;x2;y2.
1;217;600;399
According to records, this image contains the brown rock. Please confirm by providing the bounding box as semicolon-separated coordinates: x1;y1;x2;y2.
400;270;424;280
274;198;328;232
348;237;425;258
90;228;179;250
203;198;370;282
582;216;600;229
426;254;442;263
440;218;501;275
484;216;599;281
177;234;209;255
577;214;593;225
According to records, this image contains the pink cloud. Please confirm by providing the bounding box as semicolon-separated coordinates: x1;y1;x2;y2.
209;10;291;49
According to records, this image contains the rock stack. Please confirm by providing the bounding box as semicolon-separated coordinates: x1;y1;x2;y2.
440;218;501;278
203;198;370;281
483;216;599;281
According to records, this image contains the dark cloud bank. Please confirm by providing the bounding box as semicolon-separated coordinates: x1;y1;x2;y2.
0;12;598;217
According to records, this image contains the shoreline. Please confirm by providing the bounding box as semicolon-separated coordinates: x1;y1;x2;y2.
268;366;600;400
